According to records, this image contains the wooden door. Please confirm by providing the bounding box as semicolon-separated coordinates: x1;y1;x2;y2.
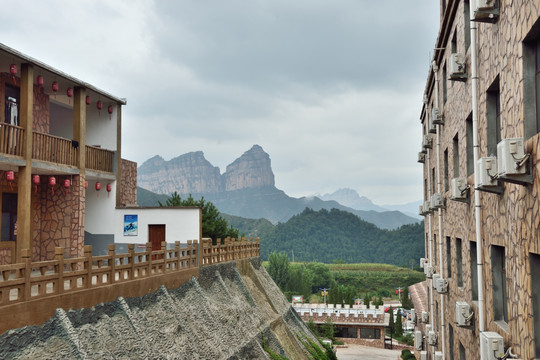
148;224;165;260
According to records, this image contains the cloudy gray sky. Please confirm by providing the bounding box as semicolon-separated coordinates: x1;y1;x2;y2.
2;0;439;205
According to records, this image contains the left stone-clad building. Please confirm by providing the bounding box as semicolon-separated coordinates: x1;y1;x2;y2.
0;43;200;266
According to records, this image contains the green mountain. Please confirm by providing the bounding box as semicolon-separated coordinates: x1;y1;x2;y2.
259;208;424;267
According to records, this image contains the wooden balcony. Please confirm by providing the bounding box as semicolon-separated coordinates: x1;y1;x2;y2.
0;123;24;157
32;132;78;167
86;145;115;173
0;127;115;174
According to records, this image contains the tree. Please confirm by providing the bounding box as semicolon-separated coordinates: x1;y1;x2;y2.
159;192;239;241
320;317;336;342
401;286;413;310
268;252;290;290
306;318;319;336
388;306;395;336
394;309;403;337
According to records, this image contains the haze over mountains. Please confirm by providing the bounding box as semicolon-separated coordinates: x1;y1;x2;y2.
137;145;420;229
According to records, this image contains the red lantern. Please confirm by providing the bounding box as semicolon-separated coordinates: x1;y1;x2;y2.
95;182;101;197
52;82;59;99
64;179;70;195
107;105;113;120
9;64;17;85
36;75;44;93
67;88;73;104
6;171;14;191
96;100;103;116
86;96;91;106
32;174;40;193
49;176;56;194
84;180;88;189
106;183;112;197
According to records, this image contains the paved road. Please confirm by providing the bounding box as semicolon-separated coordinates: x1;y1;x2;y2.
336;344;400;360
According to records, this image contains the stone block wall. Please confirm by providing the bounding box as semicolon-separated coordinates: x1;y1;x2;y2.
422;1;540;359
120;159;137;206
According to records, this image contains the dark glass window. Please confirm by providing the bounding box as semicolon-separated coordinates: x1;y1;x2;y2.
491;245;508;323
1;193;17;242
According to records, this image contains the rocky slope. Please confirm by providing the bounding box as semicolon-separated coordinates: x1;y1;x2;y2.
223;145;275;191
0;259;319;359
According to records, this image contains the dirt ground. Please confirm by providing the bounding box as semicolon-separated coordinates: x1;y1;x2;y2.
336;344;400;360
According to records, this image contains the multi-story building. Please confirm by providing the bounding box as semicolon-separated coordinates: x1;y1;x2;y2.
419;1;540;359
0;43;200;266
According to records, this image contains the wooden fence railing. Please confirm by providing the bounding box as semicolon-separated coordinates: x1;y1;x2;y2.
86;145;115;173
32;132;78;166
0;123;24;157
201;237;260;265
0;237;259;308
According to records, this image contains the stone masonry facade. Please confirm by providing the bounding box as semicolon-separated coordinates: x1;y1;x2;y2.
421;1;540;360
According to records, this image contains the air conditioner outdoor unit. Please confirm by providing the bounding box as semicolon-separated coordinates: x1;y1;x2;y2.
432;107;443;125
449;53;466;79
451;177;469;200
418;152;426;163
428;115;437;134
456;301;473;327
428;330;438;346
411;309;416;324
421;311;429;323
424;264;433;279
414;331;423;351
497;138;528;177
476;0;495;10
480;332;505;360
420;351;427;360
430;193;444;209
432;273;440;288
476;157;498;187
423;201;432;215
423;134;433;150
434;351;443;360
435;277;448;294
425;324;432;333
420;258;426;268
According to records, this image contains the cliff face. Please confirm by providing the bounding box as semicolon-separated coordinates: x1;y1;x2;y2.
0;259;318;360
137;152;223;195
223;145;275;191
137;145;275;195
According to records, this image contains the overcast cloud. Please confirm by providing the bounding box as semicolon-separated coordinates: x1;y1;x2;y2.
1;0;439;205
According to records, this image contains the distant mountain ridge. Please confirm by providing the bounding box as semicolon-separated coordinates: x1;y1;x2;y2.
137;145;420;230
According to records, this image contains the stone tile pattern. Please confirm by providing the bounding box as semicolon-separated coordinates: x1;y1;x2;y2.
120;159;137;206
422;2;540;359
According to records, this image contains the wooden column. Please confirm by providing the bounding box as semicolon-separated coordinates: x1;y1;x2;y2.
16;63;34;262
115;104;122;207
73;87;86;172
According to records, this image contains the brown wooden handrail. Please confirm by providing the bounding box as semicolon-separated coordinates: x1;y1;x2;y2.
32;132;77;166
0;123;24;157
86;145;114;173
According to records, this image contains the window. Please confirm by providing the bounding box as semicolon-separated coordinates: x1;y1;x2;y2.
446;236;452;278
444;149;449;191
523;18;540;138
470;241;478;301
466;114;474;176
487;77;501;156
1;193;17;242
337;327;358;338
436;301;440;329
443;64;448;104
491;245;508;323
460;342;466;360
457;238;463;287
360;328;380;339
449;323;454;360
451;31;457;53
432;168;436;196
434;234;437;267
531;253;540;358
464;0;471;51
453;134;460;177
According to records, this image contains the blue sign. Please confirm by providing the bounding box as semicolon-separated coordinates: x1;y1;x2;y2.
124;214;138;236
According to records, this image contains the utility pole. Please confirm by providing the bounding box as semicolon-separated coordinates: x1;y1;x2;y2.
395;287;404;304
320;288;329;304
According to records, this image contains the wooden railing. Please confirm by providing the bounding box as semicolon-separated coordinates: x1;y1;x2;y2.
0;123;24;157
201;237;260;265
0;240;197;306
32;132;78;166
0;237;259;307
86;145;115;173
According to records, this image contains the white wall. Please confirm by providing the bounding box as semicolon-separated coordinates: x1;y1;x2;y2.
114;207;201;245
85;180;117;234
86;103;117;150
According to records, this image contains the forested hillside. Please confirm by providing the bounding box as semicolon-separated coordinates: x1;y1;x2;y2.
259;208;424;267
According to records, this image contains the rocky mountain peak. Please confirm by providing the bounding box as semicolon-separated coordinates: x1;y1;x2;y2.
223;145;275;191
